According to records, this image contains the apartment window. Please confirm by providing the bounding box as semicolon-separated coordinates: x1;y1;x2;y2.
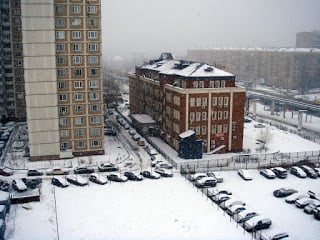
56;31;65;39
212;97;217;106
57;69;66;77
56;44;65;51
75;93;83;100
15;60;22;66
218;111;223;120
56;18;64;26
193;81;198;88
89;68;98;76
88;43;97;51
211;125;216;134
75;105;83;112
88;31;98;39
224;97;229;107
196;112;201;121
74;81;82;88
223;124;228;133
76;141;85;148
202;126;207;135
209;81;215;88
195;126;200;135
72;31;81;39
189;112;194;122
202;97;207;106
60;130;69;137
57;56;66;65
232;122;236;132
90;116;100;124
58;81;67;89
217;125;222;134
72;18;81;26
196;97;201;107
88;56;98;64
210;140;216;149
190;98;195;107
90;128;100;136
224;111;229;120
90;104;99;112
75;117;84;125
73;56;82;64
87;6;97;13
89;80;99;88
88;18;98;26
73;44;81;51
74;69;82;76
218;97;223;107
199;81;204;88
59;106;68;113
72;5;81;13
91;140;101;147
89;92;99;100
75;129;85;137
221;80;226;88
202;112;207;121
60;142;68;150
212;111;217;120
56;5;64;13
59;94;67;101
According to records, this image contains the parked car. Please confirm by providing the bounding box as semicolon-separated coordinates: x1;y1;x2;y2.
290;166;307;178
313;167;320;177
124;171;143;181
137;140;145;146
226;204;246;216
154;168;173;177
0;180;9;192
314;207;320;220
140;170;160;179
195;177;217;188
46;168;69;175
128;129;136;135
66;175;88;186
238;169;252;180
271;167;288;179
22;178;42;189
211;193;231;204
259;231;289;240
51;176;69;188
207;188;232;198
124;124;130;130
285;193;309;204
74;166;94;175
304;202;320;214
107;173;128;182
12;179;27;192
155;162;173;170
98;162;119;172
244;216;272;232
27;169;43;177
132;134;141;141
220;199;245;210
260;169;276;179
234;209;258;223
273;188;298;198
89;173;108;185
254;123;265;128
0;168;13;176
295;197;320;208
145;146;158;156
207;172;223;183
300;165;317;179
188;172;207;181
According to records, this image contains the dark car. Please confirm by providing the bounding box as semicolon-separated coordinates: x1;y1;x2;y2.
314;207;320;220
27;169;43;176
107;173;128;182
154;168;173;177
98;162;119;172
244;217;272;232
51;176;69;188
0;168;13;176
74;166;94;175
273;188;298;198
0;179;10;192
260;169;276;179
124;171;143;181
22;178;42;189
141;170;160;179
271;167;287;179
290;166;307;178
300;165;317;179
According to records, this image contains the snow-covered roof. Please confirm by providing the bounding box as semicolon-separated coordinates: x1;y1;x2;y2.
179;130;195;139
131;114;156;124
140;60;234;78
189;47;320;53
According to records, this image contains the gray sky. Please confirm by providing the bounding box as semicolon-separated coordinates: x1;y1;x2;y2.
102;0;320;58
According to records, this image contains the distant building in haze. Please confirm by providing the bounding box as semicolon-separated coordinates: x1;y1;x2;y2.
129;54;246;154
296;31;320;49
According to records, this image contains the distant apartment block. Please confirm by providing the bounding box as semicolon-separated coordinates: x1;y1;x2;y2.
188;48;320;92
1;0;104;160
129;54;246;154
296;31;320;49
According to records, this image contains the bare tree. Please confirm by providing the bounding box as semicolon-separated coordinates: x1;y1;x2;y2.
257;128;273;151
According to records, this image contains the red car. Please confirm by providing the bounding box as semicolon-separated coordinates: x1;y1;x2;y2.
0;168;13;176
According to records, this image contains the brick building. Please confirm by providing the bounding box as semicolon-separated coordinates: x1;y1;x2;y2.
129;54;246;154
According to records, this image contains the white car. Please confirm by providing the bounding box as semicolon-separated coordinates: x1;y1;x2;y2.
89;173;108;185
238;169;252;180
188;173;207;181
207;172;223;182
155;162;173;169
285;193;309;204
66;175;88;186
12;179;27;192
244;216;272;232
51;176;69;188
234;209;258;223
220;199;245;210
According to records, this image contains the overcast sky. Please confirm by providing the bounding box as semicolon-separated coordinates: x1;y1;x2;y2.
102;0;320;58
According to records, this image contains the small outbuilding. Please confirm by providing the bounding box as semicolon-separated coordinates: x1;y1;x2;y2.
178;130;203;159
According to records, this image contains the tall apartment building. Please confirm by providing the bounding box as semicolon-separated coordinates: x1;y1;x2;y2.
129;54;246;154
296;31;320;49
1;0;104;161
188;48;320;93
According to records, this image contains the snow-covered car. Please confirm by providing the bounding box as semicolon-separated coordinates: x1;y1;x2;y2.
304;202;320;214
271;167;288;178
220;199;245;210
244;216;272;232
238;169;252;180
89;173;108;185
195;177;217;188
124;171;143;181
314;167;320;177
27;169;43;176
145;146;158;156
98;162;119;172
259;231;289;240
140;170;160;179
128;129;136;135
290;166;307;178
131;134;141;141
188;172;207;181
12;179;27;192
273;188;297;198
234;209;258;223
107;173;128;182
211;193;231;204
124;124;130;130
285;193;309;204
0;168;13;176
207;188;232;198
259;169;276;179
254;123;265;128
46;168;69;176
300;165;317;178
66;175;88;186
74;166;94;175
295;197;320;208
22;178;42;189
51;176;69;188
207;172;223;183
154;168;173;177
226;204;246;216
155;162;173;169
